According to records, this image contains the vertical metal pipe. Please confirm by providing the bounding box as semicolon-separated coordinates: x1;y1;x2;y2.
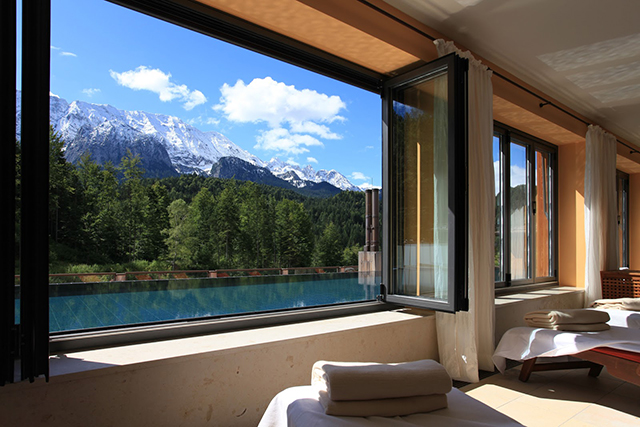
364;189;372;251
0;0;17;386
371;188;379;252
20;0;50;382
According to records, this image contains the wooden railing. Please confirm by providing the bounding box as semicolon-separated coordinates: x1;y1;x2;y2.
14;266;359;284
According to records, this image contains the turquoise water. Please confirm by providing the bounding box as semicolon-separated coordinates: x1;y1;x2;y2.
15;273;379;333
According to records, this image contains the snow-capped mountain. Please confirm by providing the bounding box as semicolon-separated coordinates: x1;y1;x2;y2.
266;157;361;192
15;91;361;191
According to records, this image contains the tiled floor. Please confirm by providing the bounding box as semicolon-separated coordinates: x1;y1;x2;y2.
460;365;640;426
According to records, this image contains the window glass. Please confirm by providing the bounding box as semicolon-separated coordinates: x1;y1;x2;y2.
510;142;529;281
534;149;553;278
617;171;630;268
494;125;557;287
27;0;384;335
493;134;503;282
392;71;449;301
384;54;468;313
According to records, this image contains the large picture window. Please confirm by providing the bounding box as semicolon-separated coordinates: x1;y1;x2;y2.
494;123;557;288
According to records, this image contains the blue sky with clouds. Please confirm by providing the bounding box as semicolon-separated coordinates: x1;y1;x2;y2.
22;0;382;188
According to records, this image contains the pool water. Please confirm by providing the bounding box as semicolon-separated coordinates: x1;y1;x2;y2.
15;273;379;333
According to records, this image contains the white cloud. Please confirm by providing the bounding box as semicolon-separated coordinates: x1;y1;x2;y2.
60;51;77;57
50;46;60;50
307;157;318;164
350;171;370;181
494;160;528;195
109;66;207;110
82;88;101;97
255;127;323;155
215;77;346;127
290;121;341;140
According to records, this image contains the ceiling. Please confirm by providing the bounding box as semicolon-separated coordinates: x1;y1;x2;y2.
382;0;640;153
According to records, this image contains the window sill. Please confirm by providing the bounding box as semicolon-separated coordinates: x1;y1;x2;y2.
495;281;559;297
39;309;434;382
495;286;583;306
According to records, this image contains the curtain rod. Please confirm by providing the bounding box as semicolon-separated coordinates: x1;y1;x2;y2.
357;0;640;155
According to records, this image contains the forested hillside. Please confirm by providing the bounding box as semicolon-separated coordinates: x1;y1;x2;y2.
24;129;369;274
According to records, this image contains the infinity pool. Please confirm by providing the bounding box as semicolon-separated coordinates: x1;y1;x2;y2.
15;273;379;333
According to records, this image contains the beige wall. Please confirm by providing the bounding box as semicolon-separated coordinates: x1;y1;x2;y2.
558;142;586;288
0;313;438;427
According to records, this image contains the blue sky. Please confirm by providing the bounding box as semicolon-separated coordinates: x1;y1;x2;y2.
21;0;382;188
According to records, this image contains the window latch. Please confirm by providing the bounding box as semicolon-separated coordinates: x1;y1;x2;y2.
532;200;536;215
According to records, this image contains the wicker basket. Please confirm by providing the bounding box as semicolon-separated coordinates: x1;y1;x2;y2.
600;270;640;299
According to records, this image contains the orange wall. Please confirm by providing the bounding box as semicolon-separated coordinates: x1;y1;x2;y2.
630;174;640;269
558;142;586;288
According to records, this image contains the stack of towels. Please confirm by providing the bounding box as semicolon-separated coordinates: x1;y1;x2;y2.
590;297;640;311
311;359;452;417
524;308;610;331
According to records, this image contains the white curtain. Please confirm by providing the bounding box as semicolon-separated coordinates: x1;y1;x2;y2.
434;39;495;383
584;125;618;306
434;73;449;300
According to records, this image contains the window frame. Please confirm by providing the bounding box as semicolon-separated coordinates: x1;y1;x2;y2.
494;122;558;289
381;53;469;313
11;0;395;357
616;170;630;268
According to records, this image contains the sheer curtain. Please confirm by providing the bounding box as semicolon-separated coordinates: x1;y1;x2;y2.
434;39;495;383
584;125;618;306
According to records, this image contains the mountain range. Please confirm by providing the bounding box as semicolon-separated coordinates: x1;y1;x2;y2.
14;91;361;194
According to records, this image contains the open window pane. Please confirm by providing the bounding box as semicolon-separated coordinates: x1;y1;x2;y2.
383;54;468;313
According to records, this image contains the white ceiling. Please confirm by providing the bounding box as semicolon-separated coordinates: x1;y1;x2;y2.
383;0;640;150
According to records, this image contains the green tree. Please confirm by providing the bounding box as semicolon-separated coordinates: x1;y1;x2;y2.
341;244;361;266
189;187;217;268
119;150;149;261
48;126;79;247
164;199;193;269
313;222;343;266
238;182;275;268
275;199;313;268
141;182;170;261
215;180;240;268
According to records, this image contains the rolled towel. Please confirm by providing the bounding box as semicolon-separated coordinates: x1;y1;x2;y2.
590;298;640;311
318;390;448;417
524;309;610;327
311;359;451;401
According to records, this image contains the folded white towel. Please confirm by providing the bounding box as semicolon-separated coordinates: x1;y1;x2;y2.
523;309;610;326
590;298;640;311
317;390;448;417
524;322;610;332
311;359;452;401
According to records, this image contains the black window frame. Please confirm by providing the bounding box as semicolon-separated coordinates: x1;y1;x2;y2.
7;0;472;360
494;122;558;289
381;53;469;313
9;0;396;358
616;170;630;268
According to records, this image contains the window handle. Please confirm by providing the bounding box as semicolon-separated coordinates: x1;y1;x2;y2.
532;200;536;215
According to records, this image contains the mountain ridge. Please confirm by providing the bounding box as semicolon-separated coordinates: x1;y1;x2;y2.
14;91;361;192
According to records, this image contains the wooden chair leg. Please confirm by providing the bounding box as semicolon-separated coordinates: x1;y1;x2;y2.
519;358;537;382
588;364;604;378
